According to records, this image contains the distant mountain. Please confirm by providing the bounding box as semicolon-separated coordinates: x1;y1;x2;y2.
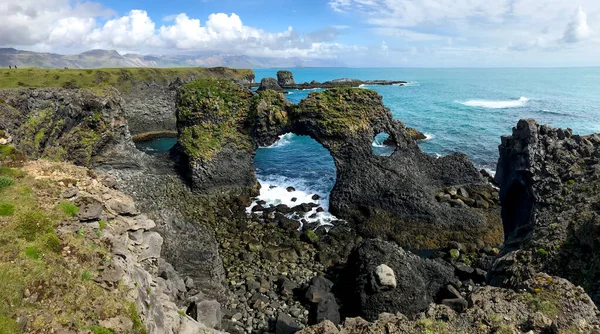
0;48;343;69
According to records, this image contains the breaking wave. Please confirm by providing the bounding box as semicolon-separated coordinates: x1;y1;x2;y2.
460;97;529;109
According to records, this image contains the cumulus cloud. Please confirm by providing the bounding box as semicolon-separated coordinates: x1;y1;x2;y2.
562;7;592;43
0;0;352;58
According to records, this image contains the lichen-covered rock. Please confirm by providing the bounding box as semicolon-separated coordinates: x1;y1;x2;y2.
0;88;136;167
492;119;600;304
277;70;296;88
257;77;285;92
341;239;455;321
175;78;257;195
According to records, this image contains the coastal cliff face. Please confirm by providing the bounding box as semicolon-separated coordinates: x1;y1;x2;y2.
0;67;255;137
492;119;600;304
0;88;136;167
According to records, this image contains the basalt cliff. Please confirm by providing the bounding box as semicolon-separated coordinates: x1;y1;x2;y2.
1;68;599;334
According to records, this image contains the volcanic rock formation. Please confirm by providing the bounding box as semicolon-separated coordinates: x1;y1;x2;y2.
492;119;600;304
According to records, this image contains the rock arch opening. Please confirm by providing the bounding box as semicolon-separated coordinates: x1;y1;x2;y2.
371;132;395;156
501;179;534;242
248;132;340;227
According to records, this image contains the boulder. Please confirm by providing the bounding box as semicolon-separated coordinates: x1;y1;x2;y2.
277;71;296;87
77;202;103;221
276;313;302;334
374;264;396;289
342;239;455;321
257;77;285;92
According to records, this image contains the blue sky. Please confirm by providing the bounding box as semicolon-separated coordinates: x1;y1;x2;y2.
1;0;599;67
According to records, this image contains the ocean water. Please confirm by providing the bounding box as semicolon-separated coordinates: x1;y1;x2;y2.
252;68;600;224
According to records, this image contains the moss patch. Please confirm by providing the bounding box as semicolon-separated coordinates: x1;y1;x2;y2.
293;88;386;138
177;78;254;161
58;201;79;217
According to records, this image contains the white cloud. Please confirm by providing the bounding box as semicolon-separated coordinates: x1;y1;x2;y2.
562;7;592;43
0;0;353;59
329;0;600;65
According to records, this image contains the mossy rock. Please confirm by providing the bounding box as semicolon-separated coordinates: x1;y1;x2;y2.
176;78;254;162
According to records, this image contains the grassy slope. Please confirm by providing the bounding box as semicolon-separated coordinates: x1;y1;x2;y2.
0;147;143;334
0;67;254;93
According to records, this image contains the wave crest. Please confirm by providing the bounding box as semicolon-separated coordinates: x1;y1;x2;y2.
461;97;529;109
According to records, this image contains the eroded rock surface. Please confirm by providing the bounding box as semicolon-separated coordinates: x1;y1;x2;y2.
492;119;600;304
341;239;455;321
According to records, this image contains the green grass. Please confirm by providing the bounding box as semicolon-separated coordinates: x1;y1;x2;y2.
128;303;148;334
0;68;254;94
91;326;114;334
0;167;26;178
99;220;106;231
0;203;15;216
0;176;15;190
16;211;54;241
81;270;93;281
58;201;79;217
0;315;20;334
24;246;41;260
523;293;559;318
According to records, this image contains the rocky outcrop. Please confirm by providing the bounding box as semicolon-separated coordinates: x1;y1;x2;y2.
257;77;285;92
116;67;255;136
299;273;600;333
175;82;501;248
175;78;258;196
341;240;455;321
289;88;502;249
0;88;138;167
491;119;600;304
20;160;223;333
277;70;296;87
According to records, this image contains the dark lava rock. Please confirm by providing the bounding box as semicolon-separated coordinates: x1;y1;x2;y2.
314;294;341;325
492;119;600;304
342;239;455;321
316;207;324;213
311;194;321;200
276;204;292;214
276;313;301;334
277;70;296;88
257;77;285;92
286;186;296;192
277;278;298;298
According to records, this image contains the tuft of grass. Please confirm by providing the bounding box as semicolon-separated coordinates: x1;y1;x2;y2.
523;293;559;318
81;270;93;281
0;176;15;190
0;167;26;178
40;233;61;253
25;246;41;260
0;316;20;334
0;202;15;216
99;220;106;231
16;211;55;241
58;201;79;217
91;326;114;334
128;303;148;334
536;248;549;256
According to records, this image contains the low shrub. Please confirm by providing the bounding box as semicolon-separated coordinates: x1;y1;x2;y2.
17;211;54;241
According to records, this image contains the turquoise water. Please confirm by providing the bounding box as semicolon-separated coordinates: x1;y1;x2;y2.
253;67;600;207
135;137;178;153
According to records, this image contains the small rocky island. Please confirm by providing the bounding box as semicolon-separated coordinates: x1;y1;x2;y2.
0;67;599;334
255;70;407;93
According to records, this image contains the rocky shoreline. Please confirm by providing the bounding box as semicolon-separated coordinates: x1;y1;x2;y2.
1;68;600;333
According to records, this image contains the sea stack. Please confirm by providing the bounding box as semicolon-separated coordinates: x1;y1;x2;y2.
277;70;296;87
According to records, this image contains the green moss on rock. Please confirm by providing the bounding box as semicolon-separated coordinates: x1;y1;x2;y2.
177;78;254;161
294;88;386;138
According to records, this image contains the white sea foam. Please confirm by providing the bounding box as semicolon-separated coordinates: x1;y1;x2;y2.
424;133;434;141
461;97;529;109
246;177;341;229
264;133;295;148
